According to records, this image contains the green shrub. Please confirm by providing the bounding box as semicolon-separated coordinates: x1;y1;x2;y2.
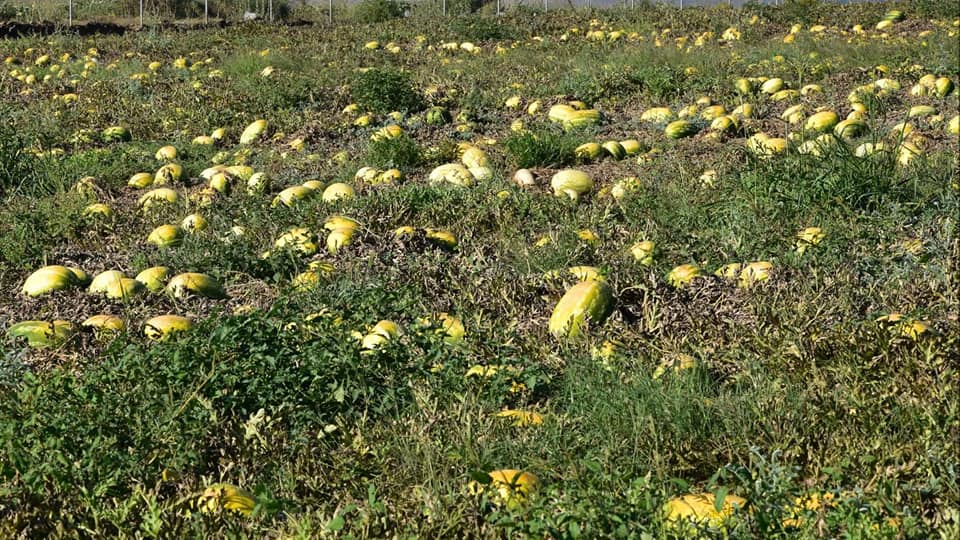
557;71;609;106
352;68;423;114
503;128;579;168
0;1;16;20
352;0;405;24
630;64;684;102
446;16;516;41
0;107;39;195
367;133;422;169
0;195;85;269
779;0;828;25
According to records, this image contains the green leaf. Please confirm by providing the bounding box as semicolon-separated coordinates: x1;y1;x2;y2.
326;515;345;531
714;486;729;512
469;470;492;484
669;477;690;492
581;459;602;474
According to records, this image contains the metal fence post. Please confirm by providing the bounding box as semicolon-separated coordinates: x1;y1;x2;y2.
205;0;208;23
68;0;72;26
140;0;144;26
442;0;446;16
328;0;332;23
269;0;273;21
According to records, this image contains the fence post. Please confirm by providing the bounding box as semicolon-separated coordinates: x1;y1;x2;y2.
204;0;208;23
328;0;332;23
442;0;446;16
68;0;72;26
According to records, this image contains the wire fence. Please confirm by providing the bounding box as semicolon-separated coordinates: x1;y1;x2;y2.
1;0;868;27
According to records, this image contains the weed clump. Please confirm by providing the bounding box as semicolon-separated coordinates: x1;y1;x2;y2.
352;0;405;24
0;107;38;195
503;128;580;169
367;133;422;169
446;16;516;41
352;68;423;114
